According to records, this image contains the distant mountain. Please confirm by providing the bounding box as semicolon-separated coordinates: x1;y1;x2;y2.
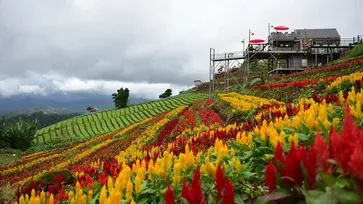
0;92;149;115
4;107;77;118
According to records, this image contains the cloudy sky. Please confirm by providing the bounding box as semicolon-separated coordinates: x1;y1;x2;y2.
0;0;362;99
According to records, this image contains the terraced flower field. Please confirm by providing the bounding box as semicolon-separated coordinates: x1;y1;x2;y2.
1;58;363;203
33;93;208;144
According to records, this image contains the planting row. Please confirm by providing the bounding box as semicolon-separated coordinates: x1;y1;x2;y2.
33;93;208;144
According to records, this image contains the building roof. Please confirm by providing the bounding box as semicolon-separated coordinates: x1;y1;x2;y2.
295;28;340;39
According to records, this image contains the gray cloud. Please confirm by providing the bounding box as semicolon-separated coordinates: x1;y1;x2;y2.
0;0;362;96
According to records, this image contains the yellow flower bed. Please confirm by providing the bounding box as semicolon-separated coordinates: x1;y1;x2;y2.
327;71;363;90
17;119;150;186
22;151;46;160
218;92;283;113
115;106;186;164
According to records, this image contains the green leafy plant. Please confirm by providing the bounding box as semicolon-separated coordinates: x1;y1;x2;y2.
2;118;39;151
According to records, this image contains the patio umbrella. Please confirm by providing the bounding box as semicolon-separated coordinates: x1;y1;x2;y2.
250;38;265;43
274;25;289;31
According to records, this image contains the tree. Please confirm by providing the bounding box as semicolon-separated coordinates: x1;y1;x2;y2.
112;87;130;109
159;89;172;99
86;106;93;112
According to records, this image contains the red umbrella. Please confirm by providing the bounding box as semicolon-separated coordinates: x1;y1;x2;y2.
250;38;265;43
274;25;289;31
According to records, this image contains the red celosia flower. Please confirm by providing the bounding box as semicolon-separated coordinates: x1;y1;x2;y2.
39;181;45;188
223;179;234;204
305;147;317;188
274;143;284;169
283;144;298;186
330;105;359;174
99;171;108;184
164;185;176;204
313;132;330;172
265;161;277;192
348;137;363;179
53;183;60;195
29;179;38;191
181;178;191;202
56;186;68;200
48;185;54;194
294;145;306;185
53;174;64;184
190;168;204;204
215;164;226;201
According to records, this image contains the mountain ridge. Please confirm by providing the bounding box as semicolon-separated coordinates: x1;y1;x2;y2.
0;92;149;114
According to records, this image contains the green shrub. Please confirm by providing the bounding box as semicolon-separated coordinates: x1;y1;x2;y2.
2;118;39;151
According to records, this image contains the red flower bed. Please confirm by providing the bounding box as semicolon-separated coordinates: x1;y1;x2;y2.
171;108;197;137
270;57;363;80
250;76;336;89
199;108;222;125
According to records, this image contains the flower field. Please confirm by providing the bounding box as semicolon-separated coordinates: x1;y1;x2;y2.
2;66;363;203
33;94;208;144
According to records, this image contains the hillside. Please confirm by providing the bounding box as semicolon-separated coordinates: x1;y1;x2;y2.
1;56;363;203
3;107;77;117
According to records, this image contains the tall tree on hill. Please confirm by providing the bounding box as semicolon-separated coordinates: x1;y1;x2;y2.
112;88;130;109
159;89;172;99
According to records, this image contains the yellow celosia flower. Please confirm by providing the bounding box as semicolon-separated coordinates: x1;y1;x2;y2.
173;162;182;187
333;117;340;127
100;186;107;204
108;188;121;204
306;112;316;130
107;176;113;191
232;157;242;172
288;133;298;146
135;175;142;194
247;132;253;149
88;189;93;201
323;119;331;129
196;151;202;164
205;157;216;178
126;179;133;201
49;194;54;204
40;190;46;201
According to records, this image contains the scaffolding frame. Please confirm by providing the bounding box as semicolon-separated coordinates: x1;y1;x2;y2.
209;49;245;95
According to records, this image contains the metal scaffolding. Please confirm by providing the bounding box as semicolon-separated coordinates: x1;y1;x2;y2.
209;49;245;95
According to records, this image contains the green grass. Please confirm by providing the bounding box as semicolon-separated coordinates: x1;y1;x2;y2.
337;42;363;61
0;148;22;166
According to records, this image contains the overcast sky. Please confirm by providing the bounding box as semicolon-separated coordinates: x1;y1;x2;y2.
1;0;362;99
